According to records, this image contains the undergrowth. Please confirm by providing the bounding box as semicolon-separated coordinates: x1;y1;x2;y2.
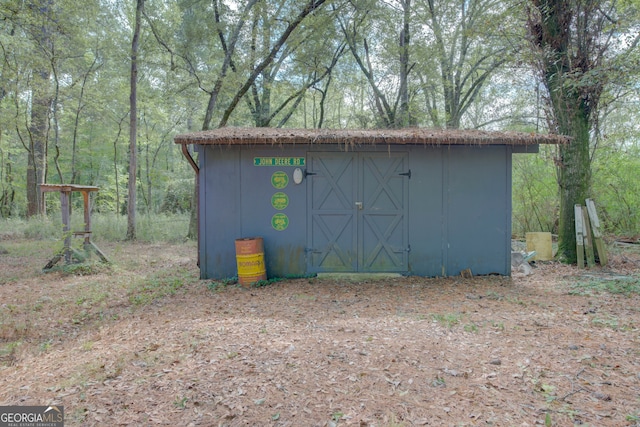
0;213;191;243
207;274;317;292
44;260;112;276
568;276;640;297
128;267;197;305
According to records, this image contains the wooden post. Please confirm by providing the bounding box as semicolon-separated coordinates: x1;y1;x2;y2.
82;189;91;254
582;206;595;268
60;189;72;264
575;204;585;269
586;199;608;266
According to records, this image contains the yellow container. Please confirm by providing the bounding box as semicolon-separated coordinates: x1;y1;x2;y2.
526;232;553;261
235;237;267;286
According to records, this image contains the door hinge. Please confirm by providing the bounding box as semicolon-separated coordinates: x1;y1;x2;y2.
399;170;411;179
304;169;317;178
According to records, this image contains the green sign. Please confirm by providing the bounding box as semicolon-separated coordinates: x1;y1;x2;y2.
254;157;305;167
271;192;289;210
271;171;289;189
271;213;289;231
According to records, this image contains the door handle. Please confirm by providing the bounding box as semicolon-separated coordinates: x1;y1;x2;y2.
355;202;363;210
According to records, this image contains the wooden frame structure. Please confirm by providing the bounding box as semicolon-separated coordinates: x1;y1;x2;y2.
40;184;109;271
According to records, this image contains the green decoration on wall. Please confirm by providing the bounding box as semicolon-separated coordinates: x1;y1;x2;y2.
271;192;289;210
271;171;289;189
271;213;289;231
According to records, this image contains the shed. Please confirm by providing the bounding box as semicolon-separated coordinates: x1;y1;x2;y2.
174;128;566;279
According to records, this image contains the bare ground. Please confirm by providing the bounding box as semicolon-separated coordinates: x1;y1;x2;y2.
1;239;640;426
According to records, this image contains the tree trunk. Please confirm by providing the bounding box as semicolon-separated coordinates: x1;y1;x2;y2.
0;134;16;217
527;0;607;263
199;0;259;130
550;79;591;262
187;182;197;240
397;0;413;127
218;0;328;127
26;69;51;217
127;0;144;240
26;0;54;217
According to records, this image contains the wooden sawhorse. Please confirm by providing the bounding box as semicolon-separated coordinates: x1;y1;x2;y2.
40;184;109;271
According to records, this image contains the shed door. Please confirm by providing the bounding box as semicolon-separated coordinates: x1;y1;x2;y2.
307;152;409;273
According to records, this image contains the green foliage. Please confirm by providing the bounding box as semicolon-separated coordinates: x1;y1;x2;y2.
0;0;638;248
128;267;195;306
512;127;640;239
463;322;479;333
431;312;461;328
512;148;559;237
49;261;111;277
431;376;446;387
173;396;188;409
592;144;640;236
251;274;317;288
0;213;191;243
206;277;238;292
627;413;640;422
160;179;193;214
17;217;61;240
205;274;317;291
0;341;20;366
93;213;191;242
568;276;640;297
591;315;621;330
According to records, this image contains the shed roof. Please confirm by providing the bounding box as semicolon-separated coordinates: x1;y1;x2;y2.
174;127;568;147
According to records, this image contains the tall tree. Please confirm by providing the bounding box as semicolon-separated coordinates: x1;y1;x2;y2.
414;0;515;129
127;0;144;240
145;0;333;238
338;0;416;128
23;0;55;216
217;0;330;127
244;1;346;128
526;0;637;262
146;0;331;130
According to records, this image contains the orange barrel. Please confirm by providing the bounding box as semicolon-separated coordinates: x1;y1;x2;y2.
235;237;267;286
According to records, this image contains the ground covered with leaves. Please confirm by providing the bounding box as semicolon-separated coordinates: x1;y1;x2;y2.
1;239;639;426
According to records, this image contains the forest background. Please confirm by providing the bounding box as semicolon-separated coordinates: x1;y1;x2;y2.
0;0;639;247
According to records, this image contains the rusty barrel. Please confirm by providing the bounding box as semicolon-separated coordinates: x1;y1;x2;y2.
235;237;267;286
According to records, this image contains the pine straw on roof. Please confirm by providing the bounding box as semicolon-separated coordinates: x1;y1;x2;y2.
174;127;569;146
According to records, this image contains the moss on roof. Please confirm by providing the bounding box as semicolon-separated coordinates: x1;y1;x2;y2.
174;127;569;147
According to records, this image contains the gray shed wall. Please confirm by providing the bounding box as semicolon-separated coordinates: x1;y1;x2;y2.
197;144;515;279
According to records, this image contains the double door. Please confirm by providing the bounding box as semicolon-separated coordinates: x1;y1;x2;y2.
307;152;409;273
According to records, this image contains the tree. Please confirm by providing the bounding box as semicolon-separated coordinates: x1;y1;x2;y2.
16;0;56;217
243;2;346;128
414;0;516;129
1;0;121;217
338;0;416;128
526;0;638;262
217;0;330;127
145;0;331;130
337;0;515;130
144;0;333;239
127;0;144;240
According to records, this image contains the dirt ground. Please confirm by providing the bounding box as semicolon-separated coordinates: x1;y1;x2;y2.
1;239;640;426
